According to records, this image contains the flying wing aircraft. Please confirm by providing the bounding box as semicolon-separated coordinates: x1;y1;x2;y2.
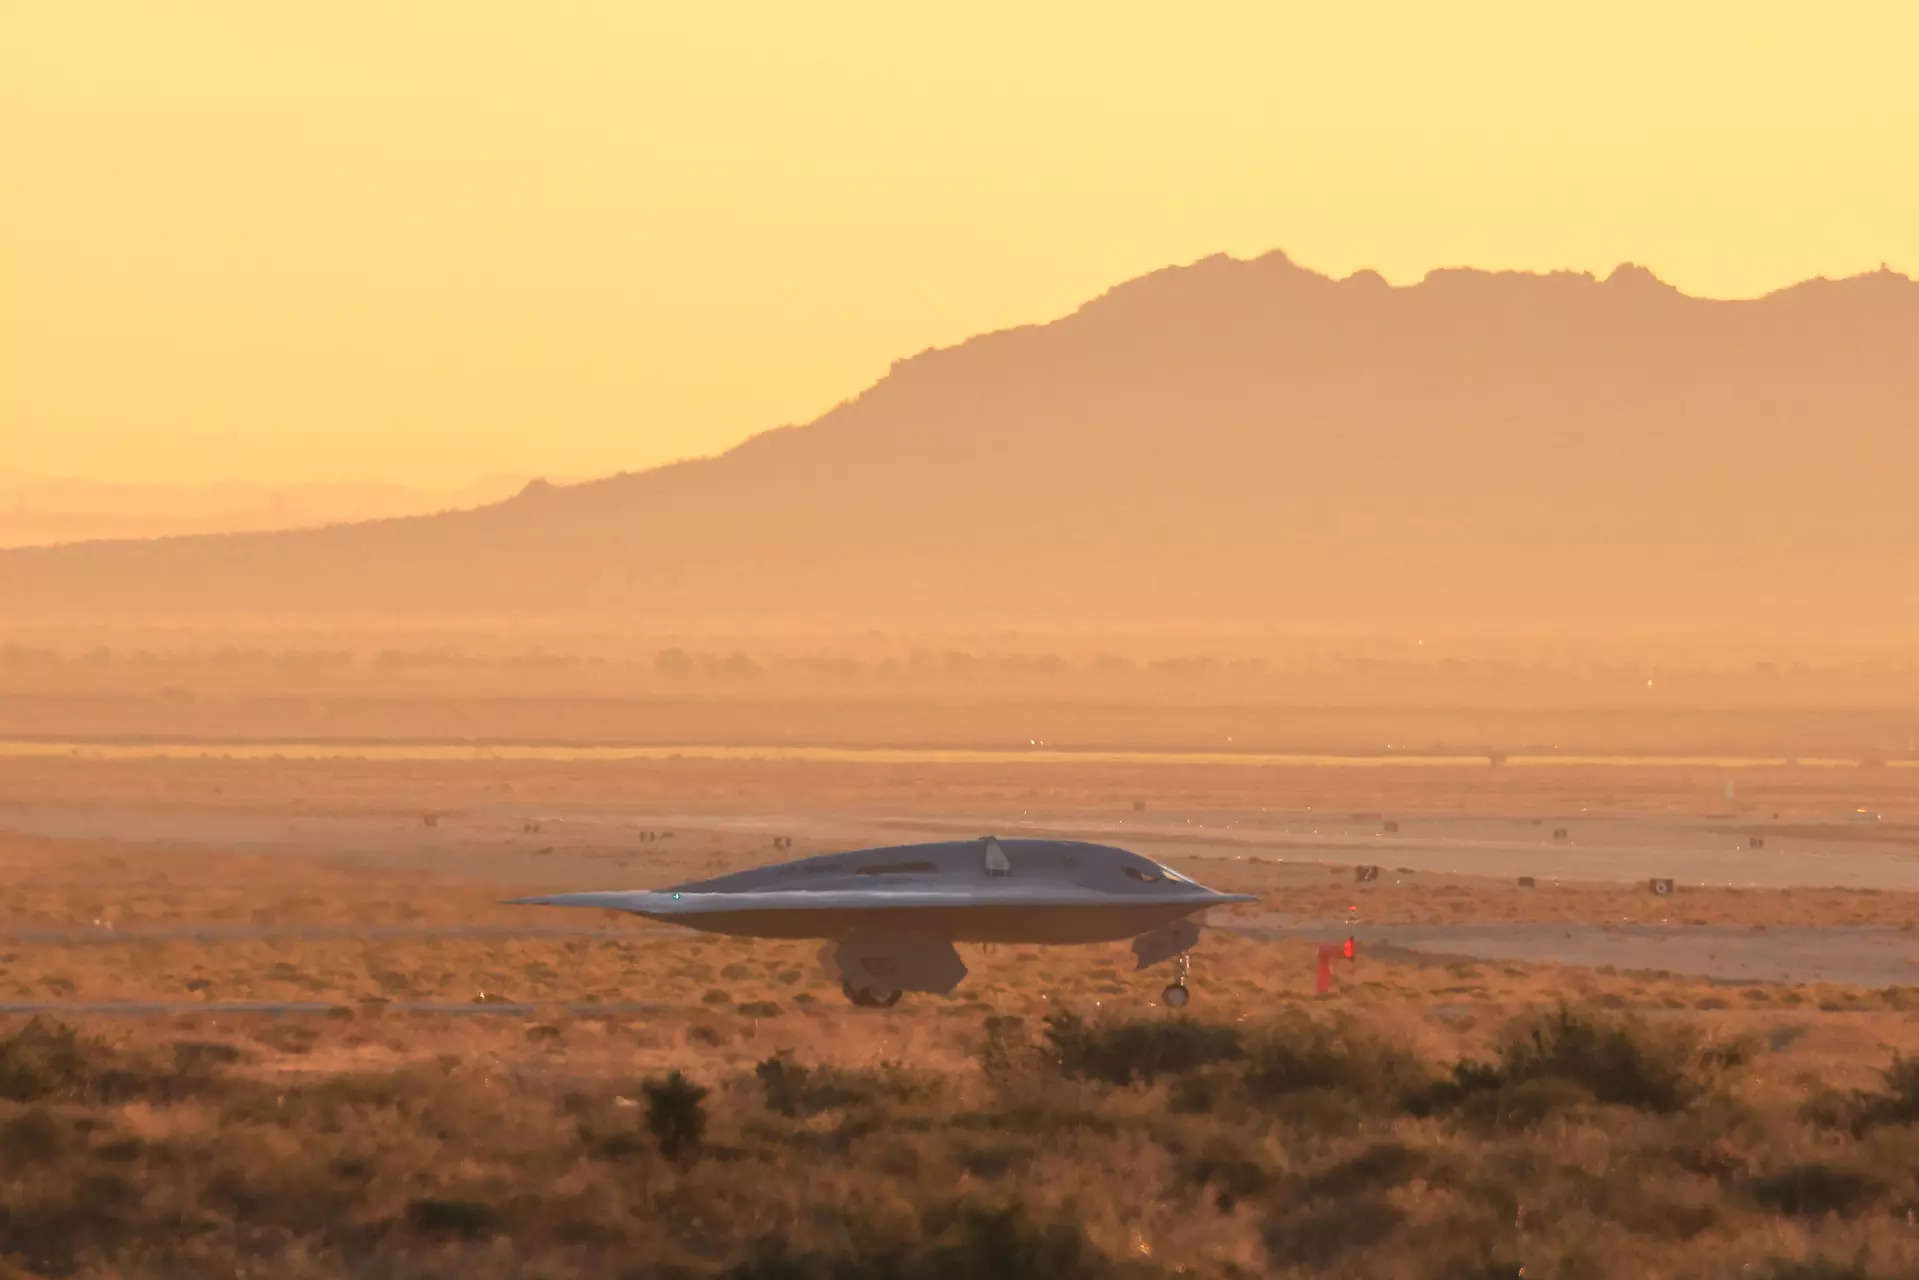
512;835;1255;1006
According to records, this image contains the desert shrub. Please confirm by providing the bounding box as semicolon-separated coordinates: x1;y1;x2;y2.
1445;1059;1504;1095
953;1138;1032;1180
0;1105;70;1169
405;1197;502;1239
1757;1254;1884;1279
369;968;412;994
252;1022;321;1055
1870;1052;1919;1125
858;1062;941;1107
1436;1005;1741;1116
1301;1141;1428;1203
737;1001;783;1019
91;1137;145;1163
755;1053;813;1116
1768;1024;1810;1052
579;1113;651;1160
1581;1163;1723;1240
753;1053;935;1118
218;1064;435;1131
1043;1012;1242;1086
1041;1011;1432;1116
1183;1143;1274;1212
1698;1032;1757;1074
1749;1163;1886;1217
1168;1068;1232;1114
1262;1195;1407;1270
0;1019;205;1104
1799;1087;1865;1133
1242;1014;1434;1108
975;1014;1035;1082
0;1019;105;1102
1496;1006;1695;1110
1436;1074;1599;1129
644;1070;709;1161
1800;1052;1919;1135
0;1186;141;1277
919;1202;1130;1280
729;1201;1156;1280
171;1039;246;1072
1420;1254;1532;1280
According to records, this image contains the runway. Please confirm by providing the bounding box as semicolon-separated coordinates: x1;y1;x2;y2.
0;922;637;946
2;803;1917;890
1226;921;1919;989
0;999;669;1018
3;802;1916;998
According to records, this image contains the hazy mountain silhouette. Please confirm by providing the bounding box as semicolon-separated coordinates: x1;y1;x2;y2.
4;251;1916;624
0;474;532;548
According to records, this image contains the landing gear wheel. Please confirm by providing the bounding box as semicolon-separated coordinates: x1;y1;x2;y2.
842;981;902;1008
1162;952;1193;1007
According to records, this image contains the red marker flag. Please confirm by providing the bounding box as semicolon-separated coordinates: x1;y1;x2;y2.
1316;943;1338;993
1342;936;1356;960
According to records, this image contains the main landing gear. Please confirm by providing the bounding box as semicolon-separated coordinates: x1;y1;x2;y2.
843;980;902;1008
1161;953;1192;1008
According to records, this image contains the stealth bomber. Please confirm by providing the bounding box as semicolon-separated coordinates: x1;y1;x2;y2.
513;835;1254;1006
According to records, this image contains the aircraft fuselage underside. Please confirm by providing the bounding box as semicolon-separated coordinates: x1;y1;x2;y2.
632;900;1206;944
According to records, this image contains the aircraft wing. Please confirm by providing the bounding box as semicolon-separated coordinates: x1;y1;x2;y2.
507;888;1252;914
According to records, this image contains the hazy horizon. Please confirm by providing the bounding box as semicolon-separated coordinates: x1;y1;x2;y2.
5;250;1914;553
8;2;1917;490
0;470;552;548
7;3;1916;720
6;246;1914;630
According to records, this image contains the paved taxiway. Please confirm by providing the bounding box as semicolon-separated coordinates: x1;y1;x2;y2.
2;803;1914;992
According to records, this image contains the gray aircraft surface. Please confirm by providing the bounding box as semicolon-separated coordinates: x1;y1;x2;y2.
512;835;1255;1006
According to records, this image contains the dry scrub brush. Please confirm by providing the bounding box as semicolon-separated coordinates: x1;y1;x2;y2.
0;1005;1916;1279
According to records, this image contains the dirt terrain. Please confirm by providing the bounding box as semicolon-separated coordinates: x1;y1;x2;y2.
1;752;1915;989
2;752;1918;1277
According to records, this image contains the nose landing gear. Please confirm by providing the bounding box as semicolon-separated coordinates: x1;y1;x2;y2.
1161;953;1192;1007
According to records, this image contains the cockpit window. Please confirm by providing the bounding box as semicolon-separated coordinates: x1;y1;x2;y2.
1121;865;1162;882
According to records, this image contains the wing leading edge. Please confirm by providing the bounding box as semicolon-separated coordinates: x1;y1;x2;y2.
507;887;1253;915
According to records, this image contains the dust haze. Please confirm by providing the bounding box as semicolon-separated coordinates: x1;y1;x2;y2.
0;473;534;549
4;255;1917;625
5;253;1917;760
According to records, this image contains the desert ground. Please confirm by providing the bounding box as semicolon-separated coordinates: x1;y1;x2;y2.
0;746;1916;1278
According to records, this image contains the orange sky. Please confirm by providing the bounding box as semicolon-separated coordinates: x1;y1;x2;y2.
5;2;1916;488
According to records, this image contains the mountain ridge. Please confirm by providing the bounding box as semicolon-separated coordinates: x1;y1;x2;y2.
4;251;1916;625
